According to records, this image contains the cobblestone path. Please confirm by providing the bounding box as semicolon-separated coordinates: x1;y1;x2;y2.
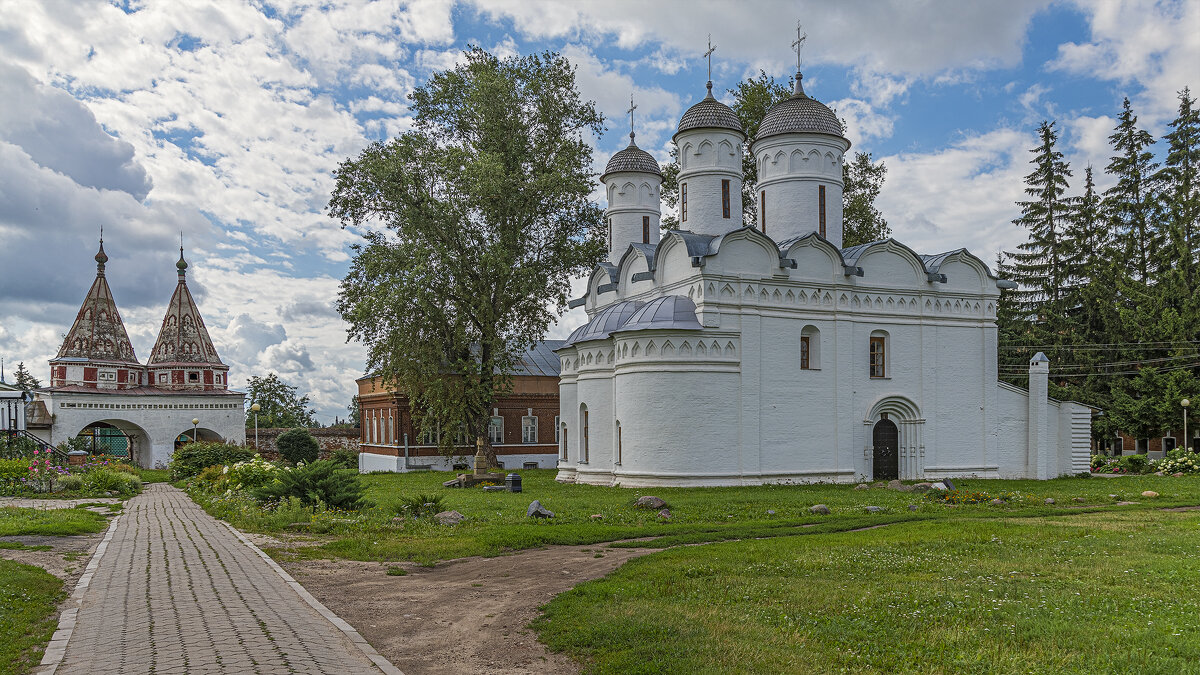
52;484;386;674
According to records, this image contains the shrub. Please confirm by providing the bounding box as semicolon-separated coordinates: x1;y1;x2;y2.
105;462;140;476
169;442;254;480
397;493;445;518
1118;453;1149;474
0;458;28;482
253;460;368;510
225;455;281;491
329;448;358;470
0;434;39;459
1155;448;1200;474
84;469;141;496
57;475;84;492
276;428;320;465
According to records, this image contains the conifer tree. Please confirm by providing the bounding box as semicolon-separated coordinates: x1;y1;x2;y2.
1010;121;1073;337
1105;97;1160;285
12;362;41;393
1154;87;1200;289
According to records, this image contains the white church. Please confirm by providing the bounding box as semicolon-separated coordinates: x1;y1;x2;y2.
554;53;1092;488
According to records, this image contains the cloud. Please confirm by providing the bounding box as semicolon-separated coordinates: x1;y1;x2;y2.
877;128;1033;260
0;63;152;199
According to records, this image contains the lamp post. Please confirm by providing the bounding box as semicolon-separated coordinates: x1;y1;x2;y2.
250;403;260;450
192;418;199;444
1183;399;1191;452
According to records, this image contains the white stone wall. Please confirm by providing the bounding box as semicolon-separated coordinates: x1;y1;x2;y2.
31;391;245;468
359;450;558;473
604;171;661;263
676;128;744;235
752;135;850;247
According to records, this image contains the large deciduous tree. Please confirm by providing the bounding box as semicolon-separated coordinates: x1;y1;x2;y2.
842;151;891;246
330;48;605;465
245;373;317;429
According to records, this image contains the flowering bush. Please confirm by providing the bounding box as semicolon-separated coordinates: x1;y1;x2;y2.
26;449;71;493
1092;456;1128;474
923;489;996;505
1154;448;1200;474
226;455;281;491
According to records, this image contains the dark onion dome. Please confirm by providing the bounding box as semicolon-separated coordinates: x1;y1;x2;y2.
613;295;704;333
755;74;847;143
601;133;662;181
675;83;745;140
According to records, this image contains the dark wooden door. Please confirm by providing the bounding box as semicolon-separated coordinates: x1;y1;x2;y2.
873;420;899;480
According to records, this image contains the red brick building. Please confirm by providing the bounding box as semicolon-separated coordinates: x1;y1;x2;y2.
355;341;563;471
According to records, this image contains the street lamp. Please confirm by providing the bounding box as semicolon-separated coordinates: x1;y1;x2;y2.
1183;399;1191;452
250;403;261;450
192;418;199;444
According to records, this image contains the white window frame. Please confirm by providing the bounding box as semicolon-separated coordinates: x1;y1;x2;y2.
521;416;538;444
488;416;504;445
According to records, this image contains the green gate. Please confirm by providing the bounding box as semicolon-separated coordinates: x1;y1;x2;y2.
80;425;130;459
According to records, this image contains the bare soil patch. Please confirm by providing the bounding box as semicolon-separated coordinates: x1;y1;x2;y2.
0;531;105;587
281;544;657;675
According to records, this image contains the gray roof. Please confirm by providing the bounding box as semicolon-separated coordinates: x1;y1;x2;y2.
601;136;662;181
613;295;703;334
676;87;745;138
564;300;645;347
513;340;565;376
840;240;888;267
670;230;719;257
755;79;845;142
627;242;657;271
920;250;963;274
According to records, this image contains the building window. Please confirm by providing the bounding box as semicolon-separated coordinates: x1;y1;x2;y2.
522;416;538;444
580;404;589;464
681;183;687;222
801;325;820;369
800;336;811;370
1136;438;1149;454
606;217;612;250
818;185;826;238
760;190;766;232
488;416;504;444
554;416;560;443
722;179;731;219
615;421;622;465
158;373;168;384
869;334;887;378
1163;437;1177;453
188;372;199;383
561;426;568;460
642;216;650;244
418;423;439;446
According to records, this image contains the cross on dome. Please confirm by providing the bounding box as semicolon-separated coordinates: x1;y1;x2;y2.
703;34;716;94
627;94;638;143
792;22;807;96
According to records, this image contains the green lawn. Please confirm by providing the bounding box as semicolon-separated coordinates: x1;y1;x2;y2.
137;468;171;484
188;469;1200;564
534;510;1200;674
0;506;111;537
0;559;64;674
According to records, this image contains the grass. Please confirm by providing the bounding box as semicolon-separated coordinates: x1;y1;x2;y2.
0;559;64;674
0;506;110;537
533;510;1200;674
187;469;1200;564
0;542;52;551
137;468;171;484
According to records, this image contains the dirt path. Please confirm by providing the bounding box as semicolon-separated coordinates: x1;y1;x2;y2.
0;531;107;587
281;544;657;675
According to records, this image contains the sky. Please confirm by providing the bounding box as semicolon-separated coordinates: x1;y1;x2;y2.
0;0;1196;423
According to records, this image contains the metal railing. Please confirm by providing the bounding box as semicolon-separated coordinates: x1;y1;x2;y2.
0;430;67;464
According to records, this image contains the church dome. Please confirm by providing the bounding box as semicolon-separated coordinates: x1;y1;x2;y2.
756;76;845;142
613;295;703;333
565;300;645;347
675;86;744;138
601;135;662;181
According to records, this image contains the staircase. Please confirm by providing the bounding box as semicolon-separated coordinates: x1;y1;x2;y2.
1;429;67;464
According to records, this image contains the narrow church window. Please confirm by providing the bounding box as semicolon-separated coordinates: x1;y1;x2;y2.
800;336;810;369
561;427;568;460
681;183;688;222
554;416;560;443
642;216;650;244
616;421;622;465
607;218;612;250
760;190;766;232
580;405;589;463
870;336;886;378
722;180;731;218
819;185;827;238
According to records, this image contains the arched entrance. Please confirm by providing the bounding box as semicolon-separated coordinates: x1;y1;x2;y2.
79;422;131;458
864;396;925;480
872;418;899;480
174;427;223;451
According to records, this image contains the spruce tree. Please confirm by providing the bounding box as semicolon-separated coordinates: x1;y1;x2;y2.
1010;121;1073;339
12;362;41;392
1154;87;1200;289
1105;97;1161;285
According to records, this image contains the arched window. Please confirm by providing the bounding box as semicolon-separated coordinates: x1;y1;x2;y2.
579;403;589;464
801;325;820;370
870;330;889;378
